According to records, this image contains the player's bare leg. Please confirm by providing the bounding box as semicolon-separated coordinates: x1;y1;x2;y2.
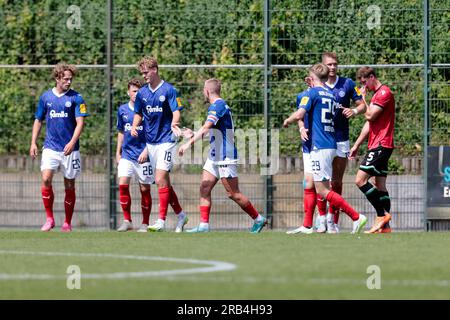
40;169;55;231
62;178;76;232
221;177;266;233
187;170;218;233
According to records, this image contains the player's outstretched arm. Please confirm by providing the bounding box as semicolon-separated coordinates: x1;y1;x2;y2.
343;99;366;118
283;108;306;128
181;127;194;139
30;119;43;159
178;121;213;156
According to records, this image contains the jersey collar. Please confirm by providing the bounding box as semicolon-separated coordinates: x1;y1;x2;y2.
374;83;385;93
148;80;165;93
127;102;135;112
52;87;70;98
325;76;339;89
211;97;223;104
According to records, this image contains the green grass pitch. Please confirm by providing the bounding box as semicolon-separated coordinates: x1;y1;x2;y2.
1;230;450;299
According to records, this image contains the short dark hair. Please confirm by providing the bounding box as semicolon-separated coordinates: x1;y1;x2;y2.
127;78;143;89
357;66;377;79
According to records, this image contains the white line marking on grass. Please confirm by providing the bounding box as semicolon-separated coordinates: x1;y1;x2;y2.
310;278;450;287
160;275;450;288
0;250;236;280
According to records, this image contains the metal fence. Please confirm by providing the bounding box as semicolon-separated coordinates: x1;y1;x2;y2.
0;1;448;231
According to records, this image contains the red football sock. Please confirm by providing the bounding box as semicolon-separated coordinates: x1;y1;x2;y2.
316;194;327;216
303;188;316;228
119;184;132;222
41;186;54;220
242;202;259;219
64;188;76;224
158;187;170;221
330;183;342;224
200;205;210;223
326;191;359;221
140;189;152;225
169;186;183;215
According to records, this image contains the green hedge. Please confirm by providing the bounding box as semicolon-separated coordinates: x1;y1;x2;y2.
0;0;448;156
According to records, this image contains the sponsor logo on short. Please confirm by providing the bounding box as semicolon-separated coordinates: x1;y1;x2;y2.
50;110;68;119
146;105;163;113
124;123;143;131
159;95;166;102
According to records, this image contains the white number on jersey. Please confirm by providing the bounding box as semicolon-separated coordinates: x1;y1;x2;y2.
321;98;336;132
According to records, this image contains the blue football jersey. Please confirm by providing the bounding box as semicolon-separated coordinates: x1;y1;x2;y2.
117;103;148;162
296;89;312;154
35;88;89;152
298;86;337;150
206;99;238;162
325;76;362;142
134;81;183;144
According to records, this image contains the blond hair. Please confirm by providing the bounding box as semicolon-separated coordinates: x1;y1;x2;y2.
321;52;338;63
205;78;221;95
52;63;77;79
137;56;158;72
309;63;329;82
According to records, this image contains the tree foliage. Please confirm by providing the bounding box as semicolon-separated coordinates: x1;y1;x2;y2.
0;0;448;156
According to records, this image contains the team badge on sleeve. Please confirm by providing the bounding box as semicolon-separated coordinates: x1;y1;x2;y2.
300;96;309;106
355;86;362;96
80;103;87;114
176;97;183;107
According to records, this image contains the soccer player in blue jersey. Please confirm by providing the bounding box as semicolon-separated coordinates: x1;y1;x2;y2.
116;78;155;232
30;63;89;232
178;78;267;233
285;78;324;234
322;52;366;232
131;57;188;232
283;63;367;234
